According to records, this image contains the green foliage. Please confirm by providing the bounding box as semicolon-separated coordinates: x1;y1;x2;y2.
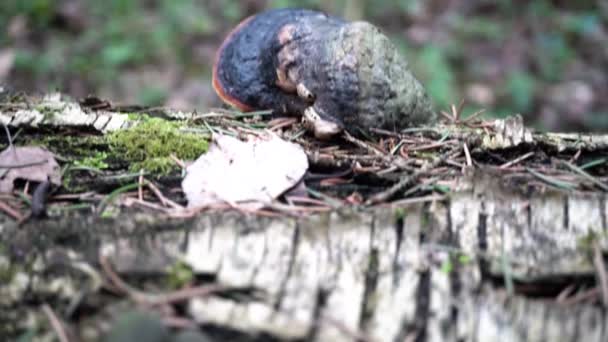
506;71;536;113
534;33;574;81
108;116;208;174
138;87;168;107
73;152;109;170
393;207;406;221
560;12;601;36
440;259;453;274
0;0;54;29
166;260;195;289
160;0;218;34
269;0;321;10
452;15;504;41
440;252;472;274
415;45;456;110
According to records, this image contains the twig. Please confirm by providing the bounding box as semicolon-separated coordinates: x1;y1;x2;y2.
385;194;447;206
463;143;472;167
593;242;608;308
560;286;600;306
499;152;534;169
123;198;171;213
145;180;184;209
268;117;298;131
343;131;385;156
555;284;577;304
100;255;225;306
162;316;198;329
138;169;144;201
562;160;608;192
100;255;147;301
369;127;401;138
580;157;607;170
462;108;486;124
366;150;459;204
285;196;332;207
569;149;582;163
526;168;576;190
42;304;70;342
405;140;456;152
2;122;13;147
0;200;24;221
266;202;332;215
97;182;140;215
0;159;49;168
169;154;186;169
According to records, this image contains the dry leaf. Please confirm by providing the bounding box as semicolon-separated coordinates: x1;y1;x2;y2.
182;133;308;209
0;146;61;193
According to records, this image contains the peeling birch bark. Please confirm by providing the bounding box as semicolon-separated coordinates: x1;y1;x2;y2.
2;174;606;341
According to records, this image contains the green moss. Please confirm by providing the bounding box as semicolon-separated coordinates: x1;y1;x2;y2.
166;260;194;289
577;230;604;255
458;254;471;265
440;259;453;274
29;135;108;159
73;151;109;170
35;105;60;120
108;117;208;174
394;207;406;221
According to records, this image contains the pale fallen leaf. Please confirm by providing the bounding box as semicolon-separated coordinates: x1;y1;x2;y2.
0;146;61;193
182;133;308;209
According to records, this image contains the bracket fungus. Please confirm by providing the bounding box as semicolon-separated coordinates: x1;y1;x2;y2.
213;8;435;138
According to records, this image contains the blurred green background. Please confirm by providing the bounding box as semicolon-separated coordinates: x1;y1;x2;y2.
0;0;606;131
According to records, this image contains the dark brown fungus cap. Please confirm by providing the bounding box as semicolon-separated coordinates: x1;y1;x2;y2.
213;8;435;136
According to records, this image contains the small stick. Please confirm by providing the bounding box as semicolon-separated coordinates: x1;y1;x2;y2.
560;286;600;306
42;304;70;342
406;140;456;152
569;149;582;163
138;169;144;201
594;242;608;308
462;108;486;124
562;160;608;192
269;117;298;131
123;198;171;213
2;122;14;149
100;255;225;306
555;284;577;304
499;152;534;169
366;150;459;205
284;196;330;206
463;143;473;167
0;200;24;221
0;159;49;169
343;131;385;157
162;316;198;329
169;154;186;169
145;180;184;209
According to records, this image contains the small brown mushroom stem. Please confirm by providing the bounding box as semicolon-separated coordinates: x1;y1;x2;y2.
297;83;315;102
302;107;343;140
